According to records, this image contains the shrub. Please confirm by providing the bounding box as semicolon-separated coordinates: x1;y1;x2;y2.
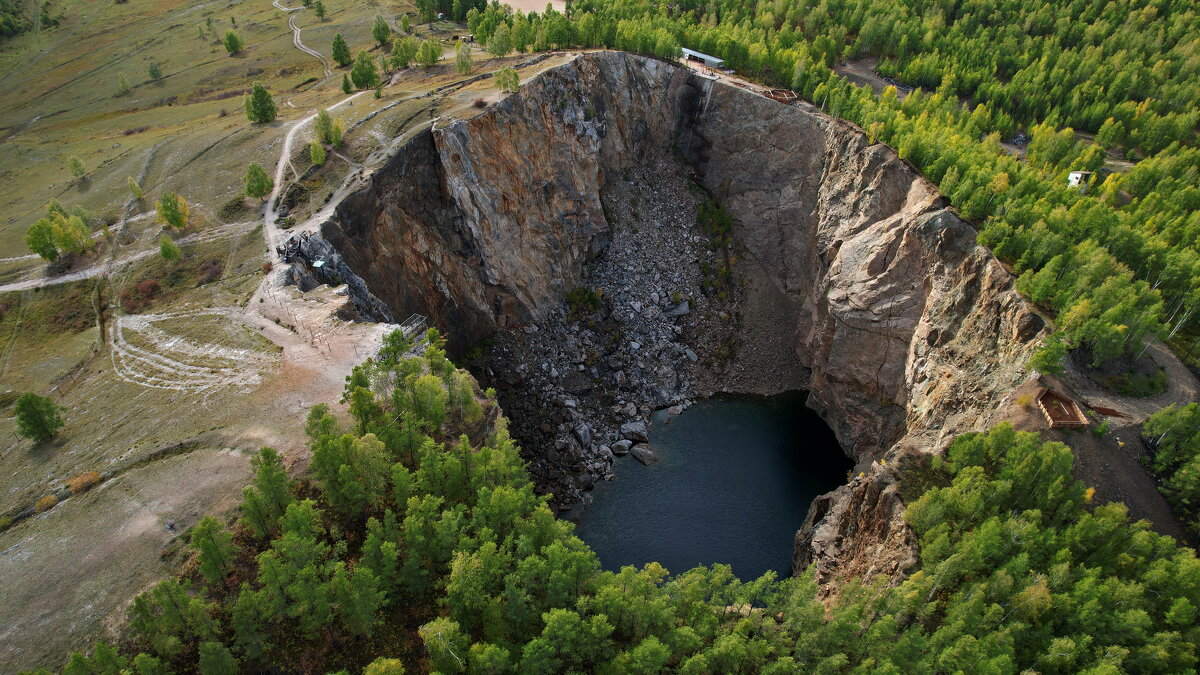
36;494;59;512
197;260;223;285
119;279;160;313
1016;393;1034;409
68;471;103;494
565;286;602;316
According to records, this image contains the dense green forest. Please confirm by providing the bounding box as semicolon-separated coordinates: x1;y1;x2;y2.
459;0;1200;373
36;329;1200;673
1144;403;1200;537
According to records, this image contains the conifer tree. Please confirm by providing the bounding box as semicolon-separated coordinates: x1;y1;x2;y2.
341;73;353;94
313;0;326;21
148;61;162;80
223;29;243;55
117;73;130;95
127;176;144;200
156;192;190;230
243;83;277;123
242;162;273;200
239;447;292;540
350;50;380;89
372;15;390;46
310;139;326;166
331;33;351;67
67;155;85;178
190;516;235;585
197;641;238;675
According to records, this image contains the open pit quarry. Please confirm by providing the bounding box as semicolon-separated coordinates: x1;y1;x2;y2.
283;51;1048;589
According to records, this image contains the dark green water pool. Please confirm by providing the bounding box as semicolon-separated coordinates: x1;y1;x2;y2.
573;392;851;580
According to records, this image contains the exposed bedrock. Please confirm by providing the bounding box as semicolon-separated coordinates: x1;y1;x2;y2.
318;52;1047;591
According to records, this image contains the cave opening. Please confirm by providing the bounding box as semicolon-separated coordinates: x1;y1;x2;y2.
570;391;852;579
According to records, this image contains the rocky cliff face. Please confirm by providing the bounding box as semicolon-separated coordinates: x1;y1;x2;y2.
319;52;1046;591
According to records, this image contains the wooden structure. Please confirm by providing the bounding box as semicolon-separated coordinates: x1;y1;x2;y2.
765;89;798;104
1037;388;1088;429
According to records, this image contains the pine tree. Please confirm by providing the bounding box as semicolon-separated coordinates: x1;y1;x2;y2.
190;516;235;585
239;447;292;540
341;73;352;94
310;139;326;166
117;73;131;95
332;33;351;67
156;192;190;230
148;62;162;80
128;176;144;200
400;15;410;32
197;641;238;675
351;50;380;89
313;0;326;20
243;83;277;123
159;235;181;261
14;393;64;442
372;15;390;46
243;162;273;199
223;29;243;55
455;39;472;75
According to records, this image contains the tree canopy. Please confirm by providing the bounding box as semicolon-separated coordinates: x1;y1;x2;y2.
55;330;1200;673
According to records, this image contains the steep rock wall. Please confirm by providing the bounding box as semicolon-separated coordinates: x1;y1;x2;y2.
320;51;1046;588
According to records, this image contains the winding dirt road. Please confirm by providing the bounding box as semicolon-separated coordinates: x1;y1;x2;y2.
274;0;331;77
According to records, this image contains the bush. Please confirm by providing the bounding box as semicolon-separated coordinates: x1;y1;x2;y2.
197;260;223;285
35;494;59;512
565;286;602;317
119;279;160;313
68;471;103;494
1015;393;1034;409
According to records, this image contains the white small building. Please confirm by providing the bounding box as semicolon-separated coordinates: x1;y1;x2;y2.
1067;170;1093;189
681;48;725;69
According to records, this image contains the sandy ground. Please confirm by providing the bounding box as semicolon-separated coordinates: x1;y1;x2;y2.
504;0;566;12
0;447;252;670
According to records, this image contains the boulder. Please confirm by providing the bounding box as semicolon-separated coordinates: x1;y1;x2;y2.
629;444;659;465
620;420;649;442
664;300;690;317
611;439;633;455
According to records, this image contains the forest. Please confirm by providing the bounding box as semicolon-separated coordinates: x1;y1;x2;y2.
456;0;1200;374
36;329;1200;673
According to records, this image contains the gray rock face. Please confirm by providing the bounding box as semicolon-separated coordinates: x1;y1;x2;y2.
319;51;1046;596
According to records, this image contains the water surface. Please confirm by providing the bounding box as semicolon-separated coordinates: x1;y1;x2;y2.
574;392;850;580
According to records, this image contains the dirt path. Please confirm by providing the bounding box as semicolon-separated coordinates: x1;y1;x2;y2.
0;217;249;294
274;0;332;77
262;91;367;262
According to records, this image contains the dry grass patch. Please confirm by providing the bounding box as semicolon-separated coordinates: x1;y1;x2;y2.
67;471;103;494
